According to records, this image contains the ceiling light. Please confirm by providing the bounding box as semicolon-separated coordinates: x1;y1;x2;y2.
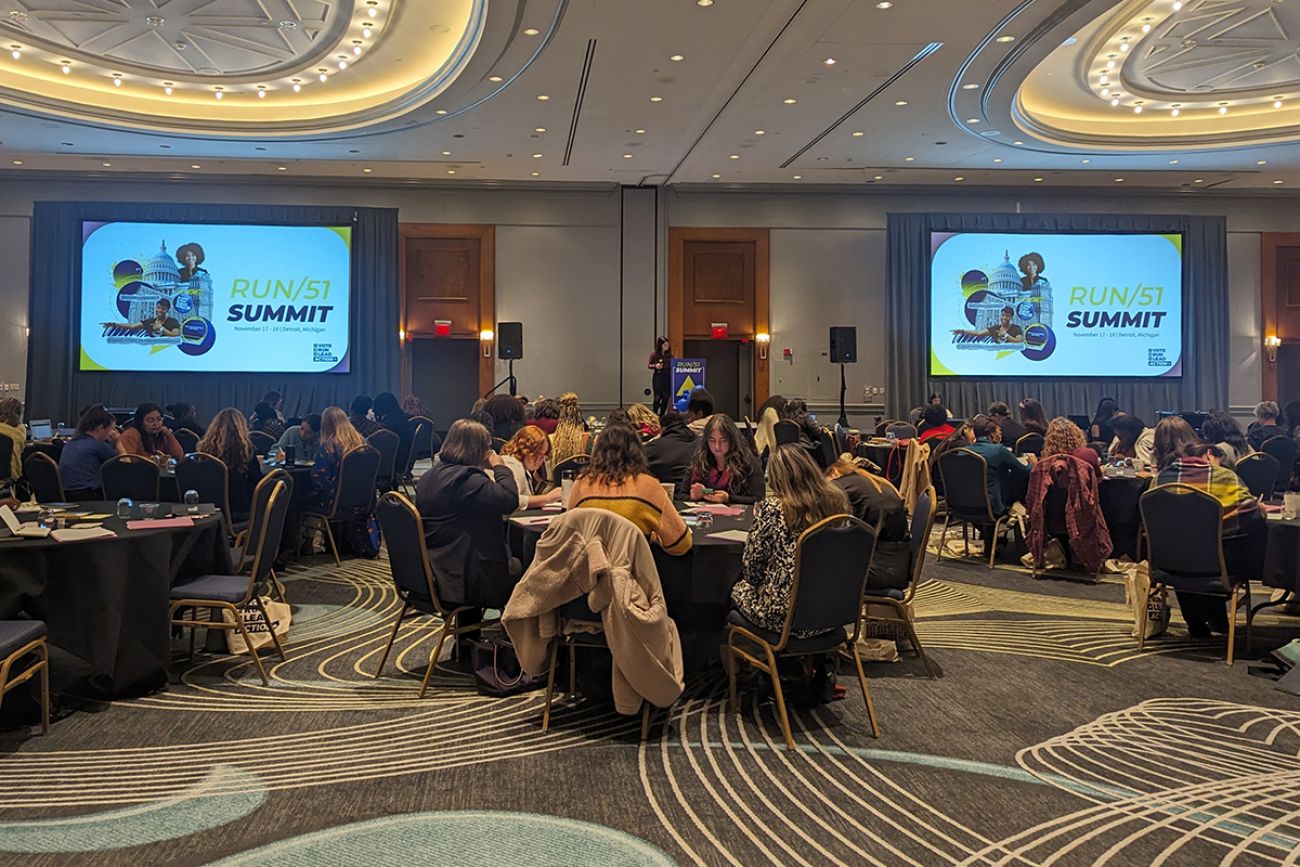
954;176;965;181
1033;177;1044;182
101;162;111;167
876;1;892;7
214;89;223;99
1172;1;1182;9
993;158;1003;163
1081;159;1091;164
1014;141;1024;145
10;160;21;166
1107;59;1116;69
1114;177;1124;182
292;82;302;92
852;131;864;137
623;153;632;159
711;173;721;179
874;175;883;180
894;100;909;106
1171;108;1180;116
363;168;372;173
112;75;122;87
337;60;348;70
523;27;540;36
8;47;18;60
1275;100;1284;109
1142;23;1151;33
995;35;1015;43
535;127;547;133
447;169;456;174
488;75;502;82
792;174;802;179
257;87;266;98
1194;178;1203;183
1110;98;1120;106
729;154;739;159
754;129;766;135
649;96;663;102
824;57;837;66
962;83;979;90
1275;179;1284;184
532;153;543;158
435;109;447;114
1169;160;1179;165
191;164;201;169
61;62;70;74
163;84;173;95
635;128;646;134
441;150;451;155
537;94;550;101
277;165;287;171
367;4;378;18
783;98;796;104
966;117;981;123
1099;75;1109;84
318;72;327;82
362;26;372;38
1120;43;1129;52
1259;160;1268;165
670;54;684;62
353;45;362;56
1101;88;1110;97
531;171;540;177
1134;105;1142;114
1219;105;1228;114
697;0;713;5
904;156;915;161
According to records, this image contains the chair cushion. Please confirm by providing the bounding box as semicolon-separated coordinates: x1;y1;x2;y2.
725;609;848;654
865;588;907;601
0;620;47;657
170;574;252;603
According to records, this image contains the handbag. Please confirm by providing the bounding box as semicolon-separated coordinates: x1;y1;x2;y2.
469;635;546;697
223;596;292;654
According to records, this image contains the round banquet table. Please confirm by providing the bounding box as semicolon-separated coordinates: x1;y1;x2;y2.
0;501;231;701
509;505;752;631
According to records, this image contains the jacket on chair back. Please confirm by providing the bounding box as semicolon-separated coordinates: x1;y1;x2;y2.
503;509;684;715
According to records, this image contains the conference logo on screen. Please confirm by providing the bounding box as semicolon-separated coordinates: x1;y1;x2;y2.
79;221;352;373
928;232;1183;379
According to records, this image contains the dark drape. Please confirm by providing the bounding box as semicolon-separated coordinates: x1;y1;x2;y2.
885;212;1228;424
26;202;399;424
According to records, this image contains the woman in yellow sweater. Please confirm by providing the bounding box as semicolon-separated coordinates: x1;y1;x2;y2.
569;421;692;556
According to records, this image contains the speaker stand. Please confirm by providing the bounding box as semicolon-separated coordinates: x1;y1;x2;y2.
837;363;849;429
484;358;518;398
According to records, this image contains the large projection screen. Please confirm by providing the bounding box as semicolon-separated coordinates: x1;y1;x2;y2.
79;220;352;373
928;231;1183;378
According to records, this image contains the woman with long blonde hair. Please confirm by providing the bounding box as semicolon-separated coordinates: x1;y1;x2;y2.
307;407;365;512
627;403;662;441
197;408;263;520
731;445;849;636
549;391;591;470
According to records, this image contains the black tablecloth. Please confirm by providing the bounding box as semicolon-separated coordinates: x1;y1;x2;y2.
1262;515;1300;592
510;506;751;630
0;502;231;700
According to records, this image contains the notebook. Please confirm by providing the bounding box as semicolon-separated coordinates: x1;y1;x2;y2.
0;505;51;538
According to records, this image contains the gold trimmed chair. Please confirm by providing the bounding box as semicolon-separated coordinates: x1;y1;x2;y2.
864;485;938;678
169;478;290;685
725;514;880;749
302;444;380;565
0;620;49;736
175;452;231;527
100;453;161;501
371;491;495;697
936;448;1012;569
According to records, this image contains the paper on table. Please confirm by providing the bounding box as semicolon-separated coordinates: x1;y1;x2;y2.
708;529;750;542
691;504;745;517
51;526;116;542
125;516;195;530
80;514;113;521
0;506;48;537
510;515;554;527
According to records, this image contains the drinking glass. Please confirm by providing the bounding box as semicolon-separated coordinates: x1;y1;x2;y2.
141;502;159;519
183;489;200;515
116;498;132;519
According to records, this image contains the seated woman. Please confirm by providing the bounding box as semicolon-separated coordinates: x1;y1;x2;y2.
250;401;286;441
1089;397;1119;447
1018;398;1049;437
1199;410;1251;467
955;415;1031;516
197;408;263;522
731;446;850;636
627;403;662;441
500;425;562;511
58;405;120;500
530;398;561;435
569;421;692;555
549;392;592;472
166;402;205;437
1153;417;1265;638
1041;416;1100;470
684;414;764;505
917;404;955;444
825;458;910;590
373;391;414;471
1109;413;1155;465
416;419;520;608
117;402;184;461
0;397;25;484
306;407;364;515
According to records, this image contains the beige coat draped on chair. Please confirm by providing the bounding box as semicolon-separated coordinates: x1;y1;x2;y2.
503;509;684;714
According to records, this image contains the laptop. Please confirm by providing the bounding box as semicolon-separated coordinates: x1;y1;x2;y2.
28;419;52;441
1067;414;1090;432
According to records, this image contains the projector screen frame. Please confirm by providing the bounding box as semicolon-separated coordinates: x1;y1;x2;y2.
925;228;1186;381
76;217;356;375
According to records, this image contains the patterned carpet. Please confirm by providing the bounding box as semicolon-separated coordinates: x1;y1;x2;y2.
2;535;1299;866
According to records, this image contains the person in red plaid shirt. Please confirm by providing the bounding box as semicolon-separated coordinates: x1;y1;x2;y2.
1153;417;1265;638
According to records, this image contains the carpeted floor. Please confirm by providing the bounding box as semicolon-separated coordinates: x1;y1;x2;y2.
2;532;1299;866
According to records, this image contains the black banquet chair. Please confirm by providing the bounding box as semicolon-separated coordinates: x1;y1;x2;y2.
249;431;277;458
1013;432;1044;457
302;445;381;565
936;449;1012;568
101;454;161;502
1139;483;1252;665
371;491;496;697
22;452;65;503
1234;452;1279;501
367;429;400;493
1260;436;1298;493
175;453;231;526
550;454;591;485
0;620;50;736
0;436;12;486
864;485;938;678
725;514;881;749
773;420;801;447
174;427;200;455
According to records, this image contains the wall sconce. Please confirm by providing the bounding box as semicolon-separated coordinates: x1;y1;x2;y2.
398;328;406;342
755;331;770;360
480;329;494;357
1266;334;1282;363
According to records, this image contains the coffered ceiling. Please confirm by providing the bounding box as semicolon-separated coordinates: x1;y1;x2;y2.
0;0;1298;190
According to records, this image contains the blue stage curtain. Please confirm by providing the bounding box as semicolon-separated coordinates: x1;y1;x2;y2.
26;202;399;423
885;212;1228;424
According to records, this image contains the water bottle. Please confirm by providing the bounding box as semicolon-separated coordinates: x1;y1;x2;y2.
184;489;200;515
116;498;132;519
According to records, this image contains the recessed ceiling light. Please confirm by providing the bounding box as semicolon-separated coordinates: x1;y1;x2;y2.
993;158;1003;163
1142;23;1151;33
61;62;71;74
1133;105;1142;114
535;127;547;133
954;176;964;181
1173;1;1182;9
435;109;447;114
904;156;915;161
532;153;543;158
362;26;372;38
100;162;112;167
729;154;739;159
292;82;302;92
995;35;1015;43
824;57;837;66
1081;159;1091;164
962;83;979;90
1110;98;1120;106
1114;177;1124;182
966;117;980;124
1099;74;1109;84
318;72;327;82
1219;105;1228;114
353;45;362;55
531;171;540;177
1120;43;1129;52
441;150;451;155
670;54;685;62
447;169;456;175
792;174;802;179
277;165;287;171
874;175;883;180
1258;160;1268;165
11;160;21;165
337;59;348;70
1171;108;1180;116
366;4;378;18
257;88;266;98
112;75;122;87
214;89;223;100
1275;179;1284;184
697;0;713;6
649;96;663;102
623;153;632;159
9;48;19;60
712;173;721;179
783;98;797;104
876;1;892;7
1013;140;1024;145
894;100;909;106
1169;160;1179;165
1101;88;1110;97
1275;100;1284;109
363;168;372;173
852;131;864;137
537;94;549;101
1033;177;1044;182
488;75;502;82
191;164;201;169
163;85;173;95
754;129;765;135
1194;178;1203;183
635;128;646;134
522;27;539;36
1107;59;1116;69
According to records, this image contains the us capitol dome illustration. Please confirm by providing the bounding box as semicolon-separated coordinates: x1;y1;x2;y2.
126;240;213;324
969;251;1052;333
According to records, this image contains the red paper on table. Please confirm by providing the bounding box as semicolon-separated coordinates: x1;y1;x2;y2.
126;517;196;530
693;504;744;516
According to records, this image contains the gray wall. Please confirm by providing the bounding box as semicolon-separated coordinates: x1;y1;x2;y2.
0;176;1286;424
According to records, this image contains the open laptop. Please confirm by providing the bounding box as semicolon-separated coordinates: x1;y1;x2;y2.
28;418;52;441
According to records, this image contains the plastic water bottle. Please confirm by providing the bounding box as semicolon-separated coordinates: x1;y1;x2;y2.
184;489;200;515
116;498;132;519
